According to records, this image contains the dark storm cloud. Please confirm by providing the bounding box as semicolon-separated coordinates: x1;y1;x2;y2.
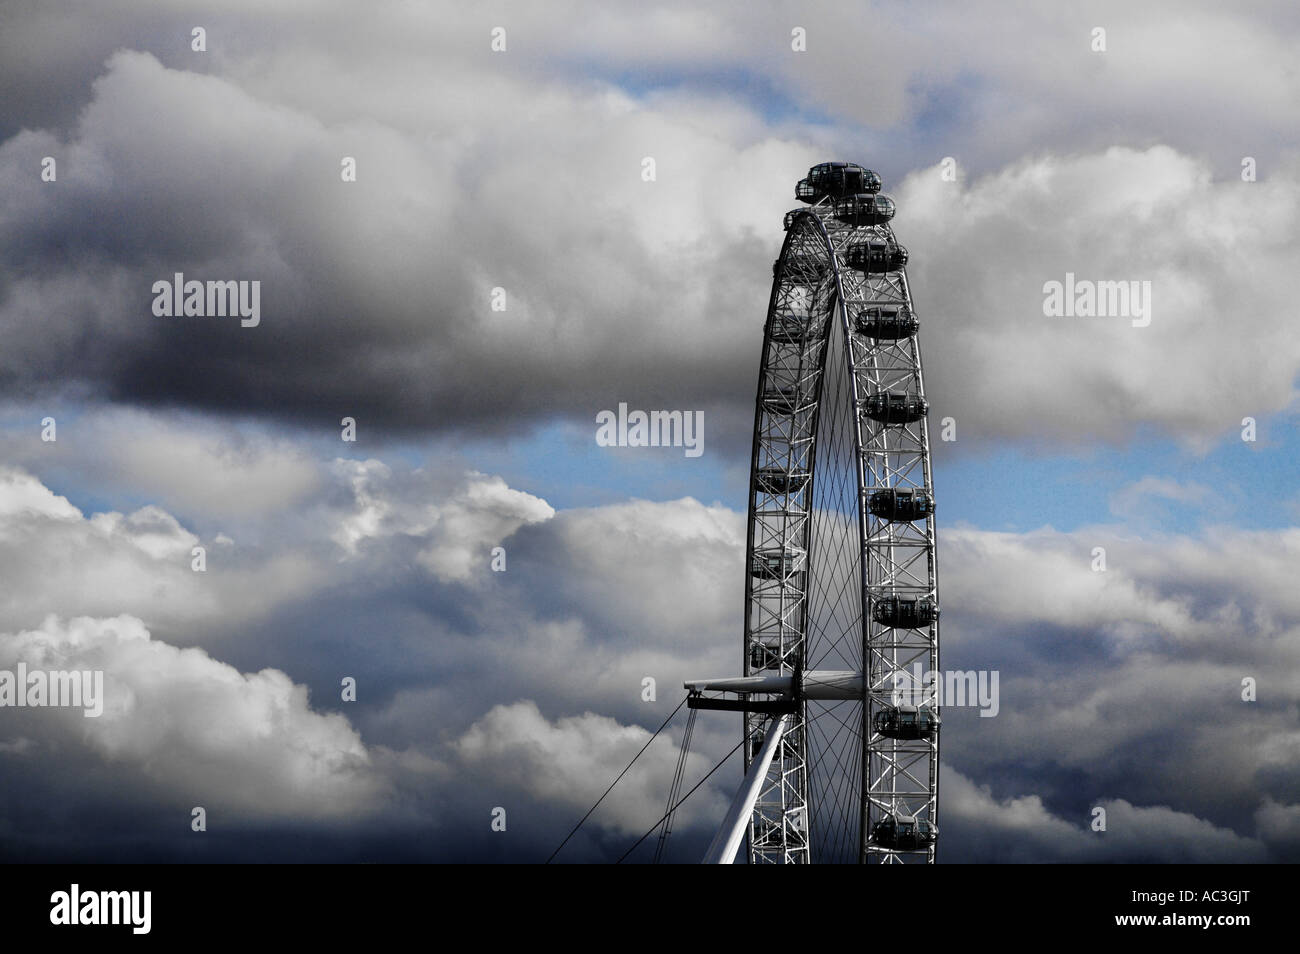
0;45;772;443
936;522;1300;860
2;2;1298;452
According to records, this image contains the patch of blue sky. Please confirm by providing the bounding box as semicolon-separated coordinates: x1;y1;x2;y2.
446;411;1298;535
597;63;843;128
8;396;1293;538
932;416;1297;534
433;418;739;510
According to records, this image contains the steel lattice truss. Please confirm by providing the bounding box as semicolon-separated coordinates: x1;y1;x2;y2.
742;178;940;864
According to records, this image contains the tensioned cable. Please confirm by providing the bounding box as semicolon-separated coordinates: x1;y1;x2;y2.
653;705;698;864
615;731;752;865
546;694;687;864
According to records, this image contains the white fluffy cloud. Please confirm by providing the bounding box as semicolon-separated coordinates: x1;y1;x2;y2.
0;451;559;640
0;467;220;631
4;455;1299;859
899;146;1300;445
454;700;730;837
0;613;385;819
330;459;555;582
0;465;327;637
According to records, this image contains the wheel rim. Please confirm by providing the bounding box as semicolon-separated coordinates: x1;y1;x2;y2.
743;167;940;864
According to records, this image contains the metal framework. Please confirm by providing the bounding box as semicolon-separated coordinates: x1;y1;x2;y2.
688;163;940;863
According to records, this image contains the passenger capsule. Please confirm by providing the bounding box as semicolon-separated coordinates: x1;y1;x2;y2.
751;547;805;580
796;162;882;202
855;306;918;340
794;179;818;203
868;488;934;522
845;241;908;274
863;391;928;424
873;704;941;741
873;596;940;628
833;193;896;227
755;467;810;495
869;813;937;851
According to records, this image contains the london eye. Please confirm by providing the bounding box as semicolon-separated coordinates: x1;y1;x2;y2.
551;162;941;865
685;162;941;863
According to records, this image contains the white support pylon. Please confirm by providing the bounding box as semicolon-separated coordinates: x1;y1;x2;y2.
702;713;790;864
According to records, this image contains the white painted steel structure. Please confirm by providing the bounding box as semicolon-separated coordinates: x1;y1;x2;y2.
691;163;941;864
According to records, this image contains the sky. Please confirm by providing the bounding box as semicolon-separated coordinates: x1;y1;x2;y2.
0;0;1298;863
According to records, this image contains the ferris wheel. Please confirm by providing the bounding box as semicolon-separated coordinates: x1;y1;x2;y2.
549;162;941;866
685;162;941;864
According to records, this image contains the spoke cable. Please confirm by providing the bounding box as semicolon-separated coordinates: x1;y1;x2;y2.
545;694;687;864
652;705;698;864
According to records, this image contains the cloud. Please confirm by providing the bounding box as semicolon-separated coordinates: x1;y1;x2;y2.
1;1;1297;862
1109;476;1212;520
0;464;326;638
7;2;1299;168
4;452;1300;861
900;146;1300;446
1254;798;1300;853
0;449;560;636
938;521;1300;858
3;7;1297;456
76;410;323;520
0;466;81;521
941;766;1267;862
0;614;386;822
454;700;730;838
329;458;555;582
0;466;219;631
6;456;1299;860
0;47;804;448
